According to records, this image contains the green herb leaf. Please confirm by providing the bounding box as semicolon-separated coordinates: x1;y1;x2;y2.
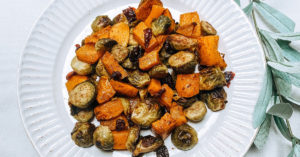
243;2;253;16
234;0;240;6
277;40;300;62
254;114;271;149
289;73;300;87
260;30;285;61
274;78;292;98
268;61;300;74
269;32;300;41
273;116;292;141
295;144;300;157
267;103;293;119
288;147;295;157
253;67;273;128
254;1;295;33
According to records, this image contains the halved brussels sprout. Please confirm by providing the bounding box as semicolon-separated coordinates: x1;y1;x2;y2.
199;67;226;91
201;88;227;112
131;102;162;128
151;15;171;36
71;122;95;148
201;21;217;35
156;145;169;157
139;88;148;102
173;92;197;108
95;59;110;77
126;126;140;152
113;13;128;25
128;70;151;88
70;105;94;122
95;38;118;52
171;124;198;150
93;125;114;151
148;64;168;79
119;97;130;117
128;28;139;46
71;56;93;75
111;44;129;63
122;58;137;70
133;135;164;156
69;81;96;108
168;51;197;74
159;48;172;65
91;15;112;32
166;34;198;51
184;101;207;122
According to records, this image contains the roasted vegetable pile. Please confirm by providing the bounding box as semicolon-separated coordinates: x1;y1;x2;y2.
65;0;235;156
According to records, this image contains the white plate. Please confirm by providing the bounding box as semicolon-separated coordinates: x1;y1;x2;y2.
18;0;266;156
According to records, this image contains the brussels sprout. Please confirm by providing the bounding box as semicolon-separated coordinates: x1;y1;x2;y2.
91;15;112;32
148;64;168;79
131;102;162;128
128;70;151;88
139;88;148;102
129;28;139;46
133;135;164;156
119;97;130;117
156;145;169;157
111;44;129;63
167;34;198;51
168;51;197;74
95;38;118;52
71;122;95;148
151;15;171;36
71;56;93;75
171;124;198;150
199;67;226;91
126;126;140;152
201;21;217;35
122;58;137;70
184;101;207;122
113;13;128;25
129;98;141;115
128;46;144;63
93;125;114;151
70;105;94;122
95;59;110;77
159;48;172;65
69;81;96;108
201;88;227;112
173;92;197;108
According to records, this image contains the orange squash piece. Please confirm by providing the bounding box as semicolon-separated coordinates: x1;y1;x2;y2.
158;84;174;109
76;44;104;64
112;130;129;150
152;113;176;139
163;9;176;33
180;12;201;37
101;52;128;79
144;5;165;27
84;26;111;44
65;75;89;92
109;22;130;47
136;0;163;21
133;22;158;52
94;98;124;120
138;50;160;71
147;79;162;96
101;115;129;131
170;103;187;127
110;80;139;97
96;76;116;104
176;73;200;98
176;23;196;37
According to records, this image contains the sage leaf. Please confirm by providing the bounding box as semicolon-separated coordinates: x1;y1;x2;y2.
234;0;240;6
243;2;253;16
289;73;300;87
277;40;300;62
288;147;295;157
253;67;273;128
254;114;271;149
270;32;300;41
274;78;292;98
268;61;300;74
254;1;295;33
260;30;285;61
272;68;300;88
295;144;300;157
273;116;292;141
267;103;293;119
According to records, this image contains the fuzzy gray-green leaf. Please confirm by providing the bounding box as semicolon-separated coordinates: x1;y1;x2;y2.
295;144;300;157
267;103;293;119
260;30;285;61
254;114;271;149
234;0;240;6
277;40;300;62
243;2;253;16
274;78;292;98
269;32;300;41
273;116;292;141
268;61;300;74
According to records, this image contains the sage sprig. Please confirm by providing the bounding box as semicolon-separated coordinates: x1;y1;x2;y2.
235;0;300;156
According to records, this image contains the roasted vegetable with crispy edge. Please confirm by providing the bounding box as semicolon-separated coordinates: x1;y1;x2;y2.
109;22;130;47
199;67;226;91
133;22;158;51
179;11;201;37
96;76;116;104
113;13;128;25
131;102;162;128
95;38;118;52
158;84;174;109
152;113;176;139
71;56;92;75
110;80;139;97
139;88;148;102
101;115;129;131
71;122;95;148
91;15;112;32
148;79;162;97
95;59;110;77
85;26;111;44
112;130;130;150
170;102;187;126
111;44;129;63
151;15;171;36
126;126;140;152
94;98;124;120
201;88;227;112
76;44;104;64
93;125;114;150
128;70;151;88
65;75;89;92
133;135;164;156
135;0;163;21
173;92;197;108
70;105;94;122
102;51;128;79
176;73;200;98
139;50;160;71
69;81;96;108
166;34;197;51
171;124;198;150
145;5;165;27
201;21;217;35
168;51;197;74
148;64;168;79
122;58;137;70
184;101;207;122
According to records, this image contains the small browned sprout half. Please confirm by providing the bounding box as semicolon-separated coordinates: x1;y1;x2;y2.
133;135;164;156
91;15;112;32
151;15;172;36
171;124;198;151
156;145;169;157
126;126;140;152
113;13;128;25
69;81;96;108
128;28;139;46
201;88;227;112
199;67;226;91
95;38;118;52
128;70;151;88
131;102;161;128
139;88;148;102
201;21;217;35
71;122;95;148
96;59;110;77
111;44;129;63
70;105;94;122
168;51;197;74
93;125;114;151
122;58;137;70
159;48;172;65
71;56;93;75
184;101;207;122
149;64;169;79
119;97;130;117
173;92;197;108
167;34;197;51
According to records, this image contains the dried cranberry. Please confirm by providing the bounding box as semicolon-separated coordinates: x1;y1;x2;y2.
116;119;126;131
66;71;76;80
129;46;144;63
144;28;152;49
141;135;156;147
164;40;176;54
161;73;175;89
123;7;137;23
153;88;166;97
224;71;235;87
75;44;81;51
111;71;122;80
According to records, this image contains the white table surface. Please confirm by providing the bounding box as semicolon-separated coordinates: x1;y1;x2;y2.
0;0;299;156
